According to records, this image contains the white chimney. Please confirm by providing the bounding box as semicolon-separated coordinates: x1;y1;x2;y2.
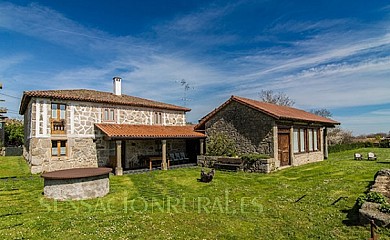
113;76;122;95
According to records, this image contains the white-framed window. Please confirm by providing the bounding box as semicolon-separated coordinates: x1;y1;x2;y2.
314;130;318;151
51;140;67;157
51;103;66;134
51;103;66;120
293;127;320;153
293;129;299;153
154;112;163;125
103;108;115;122
299;129;306;152
308;129;313;151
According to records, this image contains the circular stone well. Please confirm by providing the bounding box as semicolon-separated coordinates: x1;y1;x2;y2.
41;167;112;201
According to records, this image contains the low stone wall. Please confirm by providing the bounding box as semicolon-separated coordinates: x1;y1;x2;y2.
243;158;276;173
359;169;390;227
293;151;324;166
197;155;276;173
43;174;110;201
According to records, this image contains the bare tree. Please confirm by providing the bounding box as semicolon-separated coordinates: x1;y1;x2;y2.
259;90;295;106
310;108;332;118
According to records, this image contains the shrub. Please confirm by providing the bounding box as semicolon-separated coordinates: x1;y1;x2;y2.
206;132;236;156
328;142;374;153
379;203;390;213
241;153;270;162
356;192;387;208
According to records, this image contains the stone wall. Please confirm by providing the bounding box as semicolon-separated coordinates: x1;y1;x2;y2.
27;137;98;173
205;101;275;155
243;158;277;173
292;151;324;166
197;155;277;173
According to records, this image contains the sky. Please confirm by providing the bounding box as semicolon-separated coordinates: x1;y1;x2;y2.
1;0;390;135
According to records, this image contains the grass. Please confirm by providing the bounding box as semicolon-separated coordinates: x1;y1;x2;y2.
1;149;390;239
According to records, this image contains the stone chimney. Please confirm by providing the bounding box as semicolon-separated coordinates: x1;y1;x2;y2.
113;76;122;95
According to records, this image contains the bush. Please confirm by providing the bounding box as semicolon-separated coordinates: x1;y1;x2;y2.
379;203;390;213
4;119;24;147
356;192;387;208
241;153;270;162
206;132;236;156
328;142;374;153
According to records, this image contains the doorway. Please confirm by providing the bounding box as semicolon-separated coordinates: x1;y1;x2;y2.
278;133;290;166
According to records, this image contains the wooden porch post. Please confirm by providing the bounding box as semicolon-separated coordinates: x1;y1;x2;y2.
161;140;167;170
289;126;294;166
324;128;329;159
115;140;123;175
200;139;204;155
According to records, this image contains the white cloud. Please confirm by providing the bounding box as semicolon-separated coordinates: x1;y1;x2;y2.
1;1;390;134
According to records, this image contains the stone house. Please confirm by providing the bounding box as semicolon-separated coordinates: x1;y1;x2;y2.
195;96;339;170
19;77;205;174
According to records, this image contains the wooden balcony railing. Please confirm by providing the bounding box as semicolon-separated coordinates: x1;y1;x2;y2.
51;119;66;134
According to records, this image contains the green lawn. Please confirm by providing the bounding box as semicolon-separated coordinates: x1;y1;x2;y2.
1;149;390;239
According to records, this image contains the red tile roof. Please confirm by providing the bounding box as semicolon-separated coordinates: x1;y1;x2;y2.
95;123;206;139
19;89;190;114
195;95;340;129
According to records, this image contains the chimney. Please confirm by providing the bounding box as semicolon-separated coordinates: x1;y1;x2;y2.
113;76;122;95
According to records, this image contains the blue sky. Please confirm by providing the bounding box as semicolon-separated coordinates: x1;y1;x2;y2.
1;0;390;135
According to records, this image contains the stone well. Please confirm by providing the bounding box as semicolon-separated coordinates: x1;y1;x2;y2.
41;167;112;201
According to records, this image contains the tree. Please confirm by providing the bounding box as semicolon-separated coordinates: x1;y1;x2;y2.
309;108;333;118
327;127;353;145
259;90;295;106
4;119;24;146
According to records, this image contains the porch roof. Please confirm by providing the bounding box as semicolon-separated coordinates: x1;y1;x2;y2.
95;123;206;140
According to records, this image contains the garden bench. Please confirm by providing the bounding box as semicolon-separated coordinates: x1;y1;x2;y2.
214;157;243;171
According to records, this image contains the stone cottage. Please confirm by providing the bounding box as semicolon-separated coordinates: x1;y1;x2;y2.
19;77;205;174
195;96;339;170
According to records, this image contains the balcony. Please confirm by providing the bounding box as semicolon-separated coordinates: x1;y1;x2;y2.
51;119;66;135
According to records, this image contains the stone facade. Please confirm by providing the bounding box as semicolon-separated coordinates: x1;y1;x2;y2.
205;101;275;156
201;100;328;173
23;98;187;173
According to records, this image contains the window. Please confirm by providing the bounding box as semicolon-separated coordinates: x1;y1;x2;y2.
299;129;306;152
154;112;163;125
51;103;66;134
103;108;115;122
314;130;318;151
293;129;299;153
293;128;321;153
306;128;320;152
308;129;313;151
293;128;307;153
51;140;67;157
51;103;66;120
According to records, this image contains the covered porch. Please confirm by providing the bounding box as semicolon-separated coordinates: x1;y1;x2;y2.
95;124;206;175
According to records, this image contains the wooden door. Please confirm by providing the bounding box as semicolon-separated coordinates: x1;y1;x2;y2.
278;133;290;166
